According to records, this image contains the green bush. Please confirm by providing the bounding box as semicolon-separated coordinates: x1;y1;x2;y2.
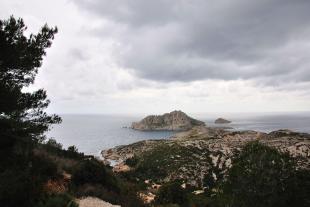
218;141;310;207
125;156;139;167
287;168;310;207
67;146;79;158
46;139;63;150
155;181;189;207
35;193;78;207
32;154;59;180
0;153;59;207
0;168;39;207
41;140;84;160
72;159;120;192
187;193;211;207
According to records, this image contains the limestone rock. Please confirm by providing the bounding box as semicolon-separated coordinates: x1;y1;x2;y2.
131;110;205;131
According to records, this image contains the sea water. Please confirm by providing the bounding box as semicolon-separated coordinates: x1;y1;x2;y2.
47;112;310;156
47;114;174;156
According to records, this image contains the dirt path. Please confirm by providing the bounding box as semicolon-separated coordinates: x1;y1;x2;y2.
78;197;121;207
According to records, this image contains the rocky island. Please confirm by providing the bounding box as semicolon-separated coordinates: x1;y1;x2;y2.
131;110;205;131
215;117;231;124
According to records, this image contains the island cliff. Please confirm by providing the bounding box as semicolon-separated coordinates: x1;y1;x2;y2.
131;110;205;131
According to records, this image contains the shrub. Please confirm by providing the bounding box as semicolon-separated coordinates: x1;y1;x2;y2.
0;168;39;207
125;156;139;167
46;139;63;150
67;145;78;153
0;153;59;207
287;168;310;207
35;193;78;207
72;159;120;192
155;181;189;207
187;193;211;207
32;154;59;180
218;141;309;207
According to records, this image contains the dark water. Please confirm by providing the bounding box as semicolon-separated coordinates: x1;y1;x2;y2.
48;113;310;156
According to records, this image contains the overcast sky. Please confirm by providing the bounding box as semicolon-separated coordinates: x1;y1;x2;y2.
1;0;310;115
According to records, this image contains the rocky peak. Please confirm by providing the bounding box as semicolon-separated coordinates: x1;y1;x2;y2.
131;110;205;131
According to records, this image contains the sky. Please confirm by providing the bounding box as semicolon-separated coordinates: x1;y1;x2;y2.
1;0;310;115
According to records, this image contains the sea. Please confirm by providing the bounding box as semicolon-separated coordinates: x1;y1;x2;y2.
47;112;310;156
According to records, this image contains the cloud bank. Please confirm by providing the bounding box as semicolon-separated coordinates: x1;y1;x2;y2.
74;0;310;83
1;0;309;114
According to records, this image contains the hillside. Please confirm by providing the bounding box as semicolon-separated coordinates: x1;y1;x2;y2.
103;127;310;186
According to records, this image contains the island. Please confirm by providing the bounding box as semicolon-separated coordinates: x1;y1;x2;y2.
131;110;205;131
215;117;231;124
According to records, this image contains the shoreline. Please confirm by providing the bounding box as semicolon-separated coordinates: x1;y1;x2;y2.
101;126;310;178
48;113;310;157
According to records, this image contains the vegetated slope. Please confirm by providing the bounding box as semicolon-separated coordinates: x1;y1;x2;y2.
103;127;310;186
33;139;145;207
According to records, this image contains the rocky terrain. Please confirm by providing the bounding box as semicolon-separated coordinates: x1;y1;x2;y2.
102;126;310;187
131;110;205;131
214;118;231;124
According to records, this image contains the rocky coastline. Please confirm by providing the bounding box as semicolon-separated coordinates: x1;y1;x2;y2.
102;126;310;186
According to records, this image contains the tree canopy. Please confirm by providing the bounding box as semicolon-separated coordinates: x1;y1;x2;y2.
0;16;60;149
0;16;61;207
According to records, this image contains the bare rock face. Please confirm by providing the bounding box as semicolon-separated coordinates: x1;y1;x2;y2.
131;110;205;131
215;118;231;124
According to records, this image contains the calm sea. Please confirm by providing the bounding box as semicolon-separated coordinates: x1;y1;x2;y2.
47;112;310;156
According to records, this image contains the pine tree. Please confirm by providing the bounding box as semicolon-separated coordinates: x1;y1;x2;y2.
0;16;61;207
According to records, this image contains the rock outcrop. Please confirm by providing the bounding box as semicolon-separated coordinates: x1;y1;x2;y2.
131;110;205;131
215;118;231;124
102;127;310;186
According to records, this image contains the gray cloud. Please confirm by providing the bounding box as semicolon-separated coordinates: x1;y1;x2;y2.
70;48;89;61
73;0;310;84
2;0;309;114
